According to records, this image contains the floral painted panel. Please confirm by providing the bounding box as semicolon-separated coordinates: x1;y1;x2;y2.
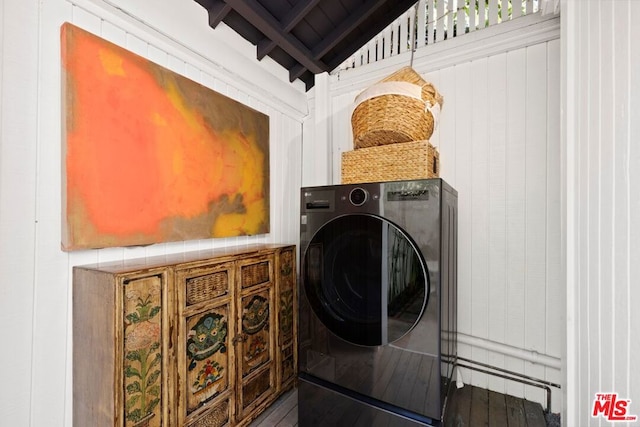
278;249;295;291
186;307;230;414
277;249;295;343
278;289;294;343
123;276;163;427
241;291;271;377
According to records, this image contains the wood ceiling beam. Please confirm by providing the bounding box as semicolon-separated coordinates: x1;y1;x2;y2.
311;0;389;60
284;0;322;32
324;0;417;70
257;0;322;60
224;0;327;74
207;1;233;28
194;0;231;28
257;38;275;61
288;63;307;82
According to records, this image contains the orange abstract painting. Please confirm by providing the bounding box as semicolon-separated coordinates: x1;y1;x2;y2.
61;23;270;250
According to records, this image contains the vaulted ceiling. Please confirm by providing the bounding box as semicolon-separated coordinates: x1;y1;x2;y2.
193;0;418;90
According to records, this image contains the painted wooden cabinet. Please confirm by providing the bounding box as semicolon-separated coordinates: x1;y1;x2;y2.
73;244;297;427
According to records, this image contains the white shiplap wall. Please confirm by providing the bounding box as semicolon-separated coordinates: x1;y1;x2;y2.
314;14;563;411
0;1;41;424
564;0;640;425
1;0;306;425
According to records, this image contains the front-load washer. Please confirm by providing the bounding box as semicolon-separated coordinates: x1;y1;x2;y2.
298;178;457;426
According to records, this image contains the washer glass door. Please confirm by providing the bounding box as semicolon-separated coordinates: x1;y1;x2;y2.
303;214;428;346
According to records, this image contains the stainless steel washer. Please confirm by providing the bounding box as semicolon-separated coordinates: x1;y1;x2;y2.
298;178;457;426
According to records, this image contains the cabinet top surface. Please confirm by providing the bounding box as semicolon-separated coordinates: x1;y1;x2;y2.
74;243;295;274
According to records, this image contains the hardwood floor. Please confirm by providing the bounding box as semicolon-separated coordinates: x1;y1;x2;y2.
443;385;547;427
248;388;299;427
249;385;549;427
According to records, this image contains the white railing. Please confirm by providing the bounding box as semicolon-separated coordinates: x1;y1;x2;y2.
337;0;541;70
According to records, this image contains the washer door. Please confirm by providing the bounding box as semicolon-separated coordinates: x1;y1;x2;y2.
303;214;429;347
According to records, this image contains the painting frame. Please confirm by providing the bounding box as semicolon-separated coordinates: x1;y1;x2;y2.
61;22;270;251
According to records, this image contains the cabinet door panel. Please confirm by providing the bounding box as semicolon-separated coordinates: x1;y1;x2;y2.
241;367;272;412
277;248;295;343
239;289;272;377
185;304;231;415
278;288;295;345
123;275;164;427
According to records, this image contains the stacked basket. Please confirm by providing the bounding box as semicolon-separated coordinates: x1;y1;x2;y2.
341;66;443;184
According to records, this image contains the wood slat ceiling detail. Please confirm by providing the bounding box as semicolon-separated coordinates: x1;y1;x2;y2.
194;0;418;90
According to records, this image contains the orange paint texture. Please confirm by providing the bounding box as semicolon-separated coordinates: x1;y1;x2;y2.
61;23;269;250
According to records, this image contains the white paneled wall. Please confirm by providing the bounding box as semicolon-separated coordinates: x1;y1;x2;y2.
0;0;40;424
1;0;306;425
564;0;640;425
315;15;563;411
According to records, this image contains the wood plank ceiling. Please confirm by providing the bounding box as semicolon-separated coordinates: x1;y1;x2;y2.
194;0;418;90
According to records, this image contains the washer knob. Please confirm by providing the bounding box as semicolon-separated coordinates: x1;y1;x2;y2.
349;188;368;206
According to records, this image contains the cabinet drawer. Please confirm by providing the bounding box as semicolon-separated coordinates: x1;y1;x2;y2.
179;262;234;307
238;256;272;290
187;398;230;427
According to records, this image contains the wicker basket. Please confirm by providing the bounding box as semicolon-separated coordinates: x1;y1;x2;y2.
351;67;443;149
341;140;439;184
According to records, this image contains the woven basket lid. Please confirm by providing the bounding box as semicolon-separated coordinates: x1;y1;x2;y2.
379;66;444;107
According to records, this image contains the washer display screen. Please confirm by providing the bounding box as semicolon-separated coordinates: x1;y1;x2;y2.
303;214;429;346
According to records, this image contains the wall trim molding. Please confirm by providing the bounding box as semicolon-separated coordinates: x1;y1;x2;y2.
458;333;562;370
